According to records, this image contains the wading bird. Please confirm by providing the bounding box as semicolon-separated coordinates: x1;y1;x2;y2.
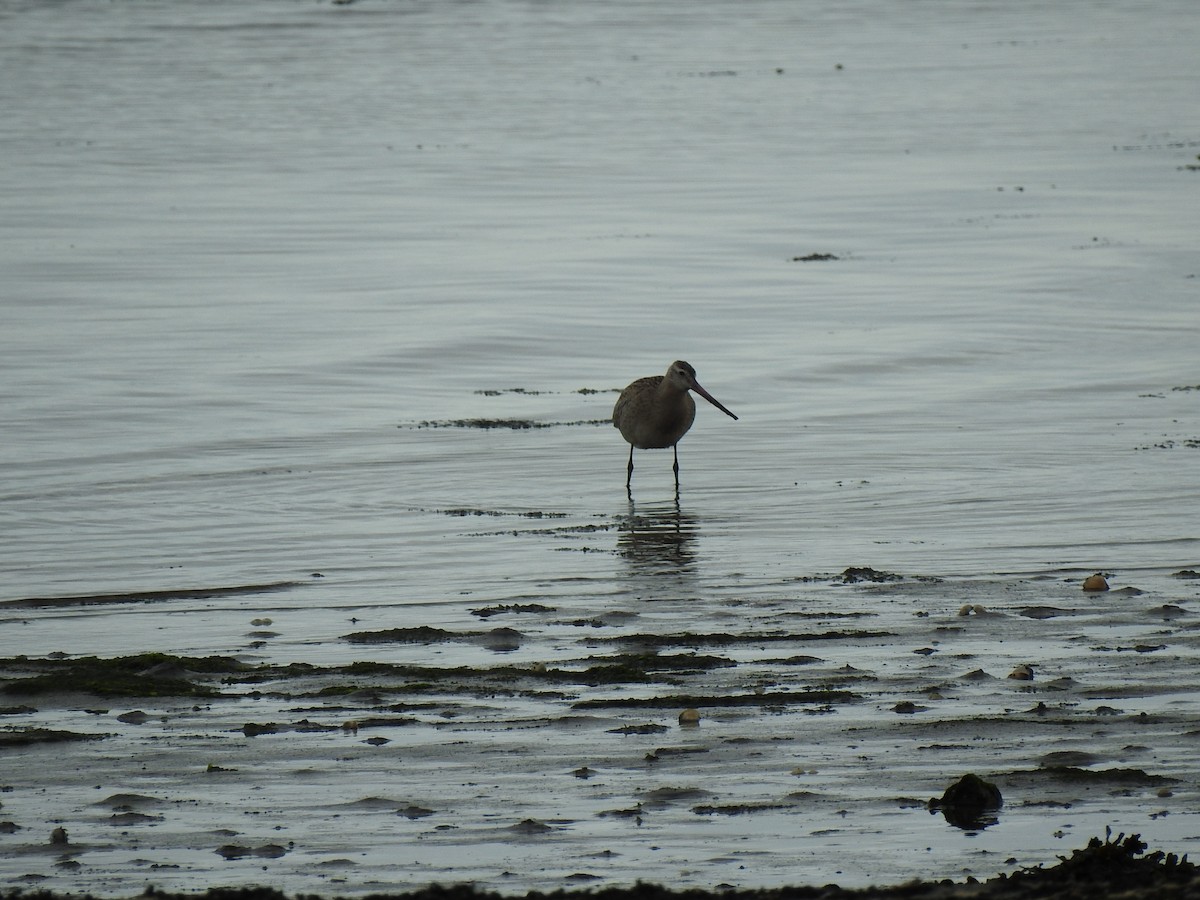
612;360;737;487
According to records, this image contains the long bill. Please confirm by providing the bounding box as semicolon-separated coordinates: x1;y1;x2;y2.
691;382;738;420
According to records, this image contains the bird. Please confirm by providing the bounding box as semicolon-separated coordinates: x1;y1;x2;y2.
612;360;737;487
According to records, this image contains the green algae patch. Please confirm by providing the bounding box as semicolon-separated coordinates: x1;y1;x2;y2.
0;581;300;609
559;653;735;686
343;626;465;644
471;603;556;618
5;670;217;698
572;689;858;711
1037;766;1178;785
223;654;738;701
0;727;108;749
593;630;895;649
0;654;238;699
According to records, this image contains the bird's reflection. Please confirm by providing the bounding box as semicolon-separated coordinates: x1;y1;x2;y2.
615;494;698;577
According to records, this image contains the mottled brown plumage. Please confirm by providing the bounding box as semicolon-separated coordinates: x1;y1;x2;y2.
612;360;737;486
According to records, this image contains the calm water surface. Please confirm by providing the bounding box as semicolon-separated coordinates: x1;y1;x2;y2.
1;0;1199;893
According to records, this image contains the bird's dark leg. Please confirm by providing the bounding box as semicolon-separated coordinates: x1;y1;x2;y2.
672;445;680;484
626;445;634;486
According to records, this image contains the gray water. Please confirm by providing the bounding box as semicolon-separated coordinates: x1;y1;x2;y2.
2;0;1199;894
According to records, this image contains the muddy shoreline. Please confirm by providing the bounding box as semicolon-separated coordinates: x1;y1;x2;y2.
1;834;1196;900
3;568;1198;894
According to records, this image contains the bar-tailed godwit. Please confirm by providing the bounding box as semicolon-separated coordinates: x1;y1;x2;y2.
612;360;737;487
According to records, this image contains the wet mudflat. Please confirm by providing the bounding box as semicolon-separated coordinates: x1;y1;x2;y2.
2;837;1200;900
3;567;1200;895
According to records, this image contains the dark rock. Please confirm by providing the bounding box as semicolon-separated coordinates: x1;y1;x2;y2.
928;773;1002;830
509;818;553;834
479;627;523;652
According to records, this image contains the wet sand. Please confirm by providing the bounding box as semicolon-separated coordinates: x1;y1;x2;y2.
3;568;1199;895
0;843;1197;900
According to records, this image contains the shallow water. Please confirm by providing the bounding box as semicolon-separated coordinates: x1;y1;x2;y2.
1;0;1199;894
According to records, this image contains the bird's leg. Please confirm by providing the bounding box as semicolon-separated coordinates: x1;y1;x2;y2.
672;445;680;483
626;445;634;486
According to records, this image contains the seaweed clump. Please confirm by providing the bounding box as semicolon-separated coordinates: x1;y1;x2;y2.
997;830;1196;898
0;654;234;699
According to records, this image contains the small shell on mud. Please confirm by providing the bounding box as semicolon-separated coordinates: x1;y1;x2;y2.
678;708;700;727
958;604;988;616
1008;664;1034;681
1082;574;1110;592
